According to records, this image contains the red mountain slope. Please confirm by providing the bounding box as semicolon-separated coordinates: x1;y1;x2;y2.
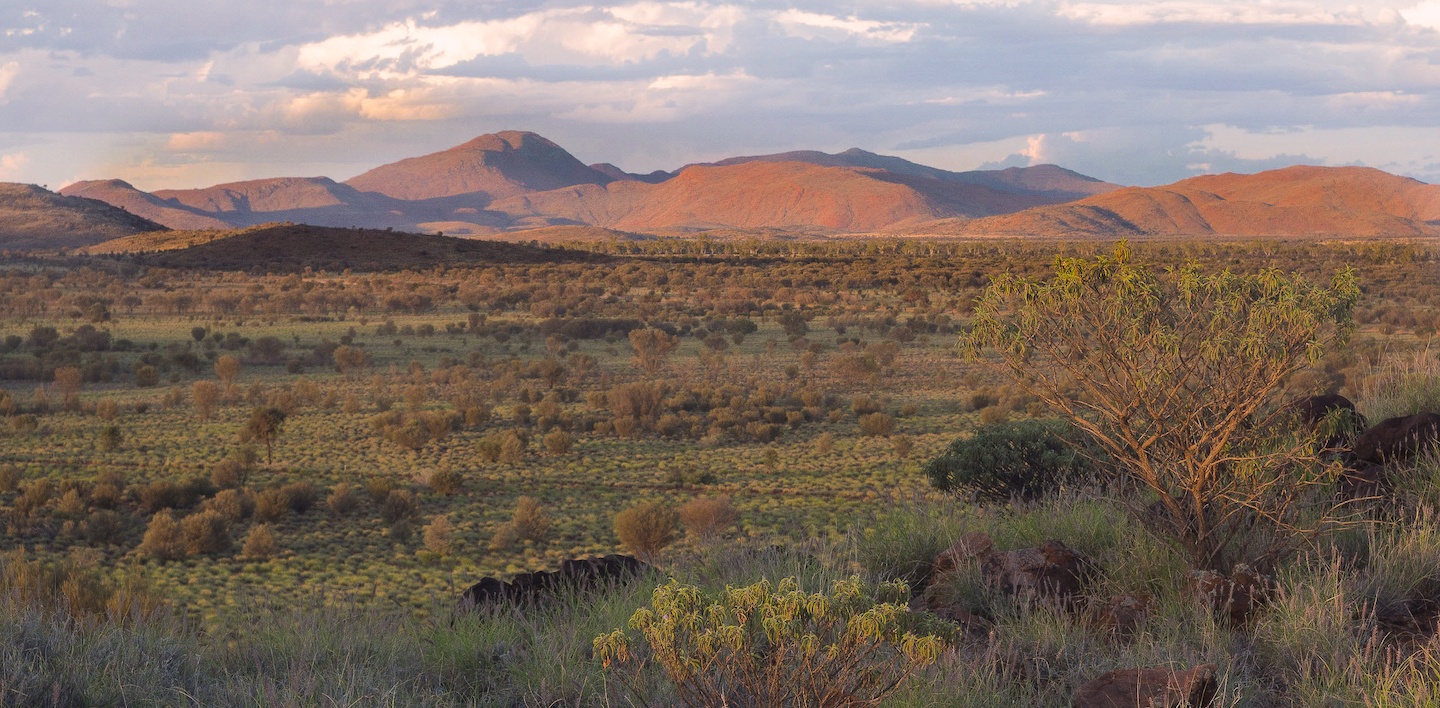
61;180;232;231
957;166;1440;238
345;131;613;201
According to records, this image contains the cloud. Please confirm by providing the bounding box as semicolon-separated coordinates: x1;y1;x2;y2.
4;0;1440;190
0;62;18;100
0;151;28;179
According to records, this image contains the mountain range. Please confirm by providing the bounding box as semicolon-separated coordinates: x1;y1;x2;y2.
2;130;1438;251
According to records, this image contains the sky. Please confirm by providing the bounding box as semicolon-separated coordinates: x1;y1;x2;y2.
3;1;1440;191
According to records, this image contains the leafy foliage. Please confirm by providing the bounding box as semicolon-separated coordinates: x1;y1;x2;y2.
924;419;1095;501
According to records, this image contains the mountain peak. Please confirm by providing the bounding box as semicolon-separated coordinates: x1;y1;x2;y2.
345;131;612;201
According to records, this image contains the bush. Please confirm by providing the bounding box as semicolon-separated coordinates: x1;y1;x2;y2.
204;489;253;521
543;429;573;455
858;412;895;437
135;480;183;513
614;500;678;560
137;511;185;561
364;476;395;504
422;515;454;555
381;489;418;525
594;577;946;707
0;464;20;493
678;496;739;539
180;510;232;555
280;482;318;514
924;419;1094;501
427;468;464;495
327;483;358;515
252;487;289;522
240;524;278;560
489;496;550;551
83;509;125;545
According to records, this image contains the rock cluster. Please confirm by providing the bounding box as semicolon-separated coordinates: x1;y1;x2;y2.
458;554;649;611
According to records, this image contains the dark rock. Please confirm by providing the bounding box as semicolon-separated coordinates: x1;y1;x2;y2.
1189;564;1272;628
907;587;991;636
1286;394;1366;452
458;554;650;611
1087;594;1153;637
932;531;995;578
1072;663;1218;708
1336;463;1389;502
1353;413;1440;463
982;539;1095;605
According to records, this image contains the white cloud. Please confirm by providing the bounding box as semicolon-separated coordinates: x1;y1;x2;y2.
0;62;19;101
1059;1;1360;26
0;151;28;179
1402;0;1440;28
773;10;922;43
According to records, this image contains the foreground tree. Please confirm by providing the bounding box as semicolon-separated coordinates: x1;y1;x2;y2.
964;243;1360;571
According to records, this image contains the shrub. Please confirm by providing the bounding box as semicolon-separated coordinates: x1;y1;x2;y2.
252;487;289;522
364;476;395;504
489;496;550;550
240;524;278;560
137;511;186;561
614;500;678;560
280;482;318;514
381;489;418;524
83;510;125;545
428;468;464;495
924;419;1095;502
543;429;573;455
965;244;1360;569
499;429;529;463
0;464;19;493
422;515;454;555
594;577;946;707
678;496;739;539
326;483;358;515
205;488;253;521
135;480;183;513
180;510;232;555
98;425;122;451
858;412;895;437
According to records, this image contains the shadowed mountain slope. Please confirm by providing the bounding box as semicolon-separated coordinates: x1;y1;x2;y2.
0;182;168;250
85;223;600;271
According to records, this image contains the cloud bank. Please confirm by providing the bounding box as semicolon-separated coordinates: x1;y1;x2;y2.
2;0;1440;189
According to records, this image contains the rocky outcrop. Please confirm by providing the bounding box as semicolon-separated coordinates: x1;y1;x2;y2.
458;554;649;611
1189;565;1273;628
981;539;1097;606
1352;413;1440;464
1072;663;1219;708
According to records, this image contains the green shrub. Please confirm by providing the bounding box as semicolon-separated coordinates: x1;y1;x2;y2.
595;577;947;707
924;419;1095;501
381;489;418;525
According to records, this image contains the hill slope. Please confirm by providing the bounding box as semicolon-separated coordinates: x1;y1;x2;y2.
0;183;167;250
345;131;614;202
86;223;600;271
60;180;234;231
953;166;1440;238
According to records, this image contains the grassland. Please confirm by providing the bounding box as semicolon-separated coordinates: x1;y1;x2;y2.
1;238;1439;704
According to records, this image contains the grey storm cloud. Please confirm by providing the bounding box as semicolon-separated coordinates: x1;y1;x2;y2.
2;0;1439;189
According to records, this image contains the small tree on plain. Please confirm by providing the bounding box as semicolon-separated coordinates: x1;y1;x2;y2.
614;500;678;561
240;407;287;464
629;328;680;376
964;243;1360;571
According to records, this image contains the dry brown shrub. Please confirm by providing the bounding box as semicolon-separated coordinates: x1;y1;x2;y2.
614;500;679;560
679;496;739;539
192;380;221;420
858;412;895;437
240;524;278;560
422;515;454;554
138;511;185;561
543;429;573;455
252;487;289;522
381;489;418;524
280;482;318;514
327;483;358;515
205;489;253;521
181;509;232;555
364;476;395;504
428;468;464;495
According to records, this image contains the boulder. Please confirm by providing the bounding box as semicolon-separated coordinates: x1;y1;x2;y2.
1189;565;1272;628
932;531;995;578
1352;413;1440;463
458;554;650;611
1072;664;1218;708
1285;394;1365;451
1286;394;1361;427
1336;463;1389;502
982;539;1095;605
1087;593;1153;637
